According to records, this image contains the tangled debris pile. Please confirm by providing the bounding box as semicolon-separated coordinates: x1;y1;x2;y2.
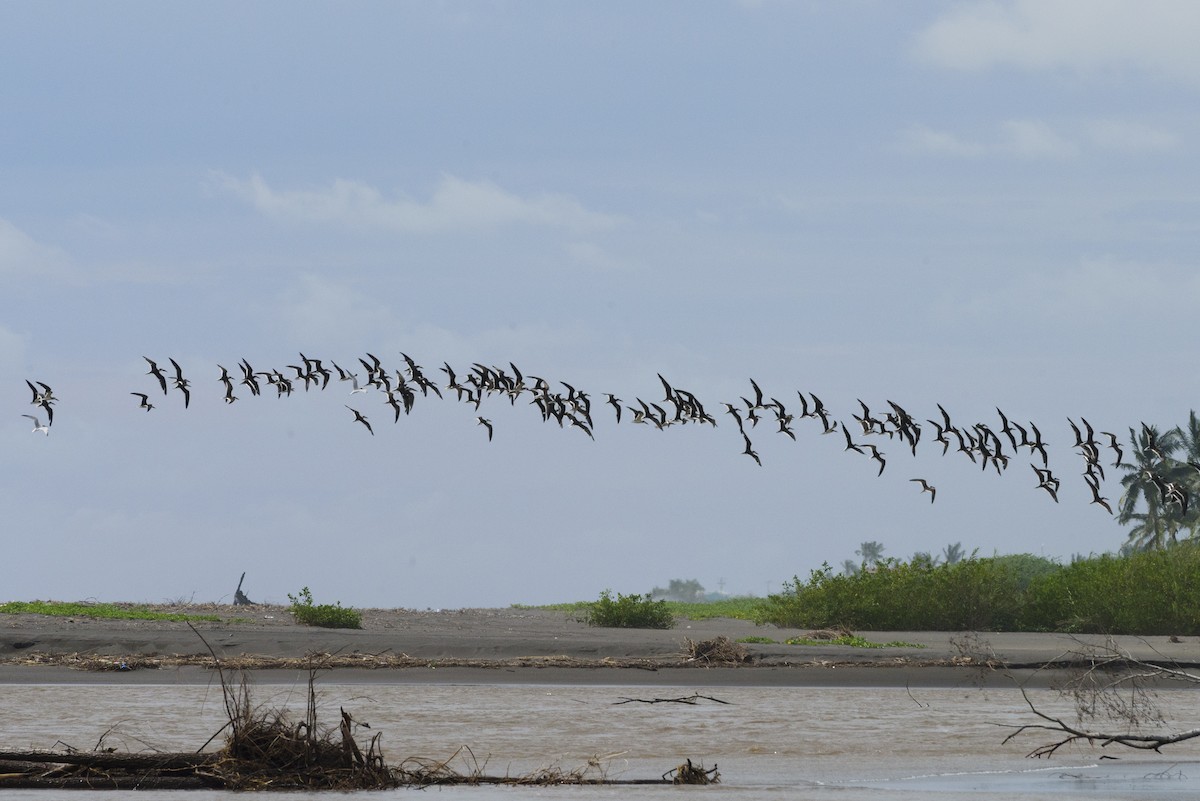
684;635;752;665
0;653;721;790
665;758;721;784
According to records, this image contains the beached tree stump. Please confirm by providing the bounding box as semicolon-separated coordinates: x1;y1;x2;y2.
232;572;255;606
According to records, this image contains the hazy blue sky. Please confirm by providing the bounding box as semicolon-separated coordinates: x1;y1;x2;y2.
4;1;1199;608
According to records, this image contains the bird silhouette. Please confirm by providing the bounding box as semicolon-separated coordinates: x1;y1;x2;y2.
345;406;373;435
910;478;936;503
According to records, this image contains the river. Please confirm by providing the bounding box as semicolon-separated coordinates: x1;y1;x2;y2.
2;677;1198;799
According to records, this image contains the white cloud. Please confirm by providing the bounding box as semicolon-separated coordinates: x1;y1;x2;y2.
999;119;1078;158
901;119;1077;159
276;274;396;348
1085;119;1179;152
904;117;1180;159
565;241;633;273
901;125;986;157
913;0;1200;84
937;255;1200;328
213;172;622;234
1033;256;1200;319
0;218;72;279
0;323;28;377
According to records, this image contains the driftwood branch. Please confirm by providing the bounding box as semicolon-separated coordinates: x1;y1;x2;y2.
613;694;730;706
1004;638;1200;758
233;571;255;606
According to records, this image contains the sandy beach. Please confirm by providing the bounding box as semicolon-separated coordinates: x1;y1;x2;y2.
2;604;1195;687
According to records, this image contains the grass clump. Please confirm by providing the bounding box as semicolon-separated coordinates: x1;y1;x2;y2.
531;595;761;621
287;588;362;629
0;600;221;623
585;590;674;629
784;634;923;648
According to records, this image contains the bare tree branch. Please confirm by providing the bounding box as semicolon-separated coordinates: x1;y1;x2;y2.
1004;638;1200;758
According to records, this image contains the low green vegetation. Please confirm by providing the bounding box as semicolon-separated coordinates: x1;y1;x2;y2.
287;587;362;629
734;633;920;648
535;547;1200;636
585;590;675;629
0;600;221;623
665;596;762;621
758;547;1200;635
783;635;923;648
533;595;760;621
650;578;708;603
1021;548;1200;634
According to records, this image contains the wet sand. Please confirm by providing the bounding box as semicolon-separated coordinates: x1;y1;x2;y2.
1;604;1196;686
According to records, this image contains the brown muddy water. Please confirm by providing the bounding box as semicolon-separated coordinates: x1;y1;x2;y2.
2;679;1199;799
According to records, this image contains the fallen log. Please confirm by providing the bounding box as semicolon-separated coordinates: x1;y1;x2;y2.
0;750;219;771
0;774;211;790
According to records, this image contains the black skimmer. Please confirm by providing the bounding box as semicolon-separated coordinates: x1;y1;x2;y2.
910;478;936;503
345;406;374;435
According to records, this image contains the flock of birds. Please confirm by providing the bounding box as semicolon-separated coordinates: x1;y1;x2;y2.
16;351;1187;518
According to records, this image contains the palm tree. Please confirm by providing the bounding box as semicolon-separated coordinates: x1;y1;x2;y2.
941;542;965;565
855;541;886;567
910;551;938;568
1123;503;1176;551
1119;424;1184;549
1171;410;1200;539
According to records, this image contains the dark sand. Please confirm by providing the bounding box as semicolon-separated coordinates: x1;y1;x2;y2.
2;605;1195;686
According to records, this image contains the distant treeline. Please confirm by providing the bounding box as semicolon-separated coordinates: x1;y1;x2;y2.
757;547;1200;635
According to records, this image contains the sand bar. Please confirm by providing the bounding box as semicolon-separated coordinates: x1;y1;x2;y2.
2;605;1196;686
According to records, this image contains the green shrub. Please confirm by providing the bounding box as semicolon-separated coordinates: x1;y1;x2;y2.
754;549;1200;635
1023;546;1200;634
755;556;1060;632
585;590;674;629
287;587;362;629
533;595;760;621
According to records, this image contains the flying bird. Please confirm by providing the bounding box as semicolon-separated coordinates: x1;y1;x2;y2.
841;425;864;454
476;416;494;441
168;358;191;408
722;403;745;433
26;379;54;407
144;357;168;395
862;444;886;476
27;380;56;425
131;392;155;411
910;478;936;503
22;414;49;435
1084;476;1113;515
1100;432;1125;468
741;432;761;466
345;406;374;436
604;393;623;424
